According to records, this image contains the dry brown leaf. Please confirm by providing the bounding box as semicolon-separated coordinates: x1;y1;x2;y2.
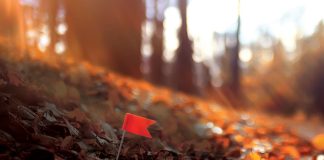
66;108;88;123
60;136;74;150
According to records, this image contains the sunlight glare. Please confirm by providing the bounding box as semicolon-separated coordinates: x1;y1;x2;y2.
187;0;238;35
239;48;253;62
163;6;181;62
260;50;274;64
26;29;37;39
141;43;153;58
317;155;324;160
38;34;50;52
141;21;154;58
55;41;66;55
26;29;37;45
57;23;68;35
188;0;237;64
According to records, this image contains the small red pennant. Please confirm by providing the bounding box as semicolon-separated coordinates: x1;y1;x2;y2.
122;113;156;138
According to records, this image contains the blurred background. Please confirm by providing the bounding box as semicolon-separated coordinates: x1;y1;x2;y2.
1;0;324;116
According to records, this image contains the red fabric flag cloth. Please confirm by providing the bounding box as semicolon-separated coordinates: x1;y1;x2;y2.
122;113;156;138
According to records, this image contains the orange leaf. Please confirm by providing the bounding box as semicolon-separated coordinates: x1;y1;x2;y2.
245;152;261;160
312;134;324;151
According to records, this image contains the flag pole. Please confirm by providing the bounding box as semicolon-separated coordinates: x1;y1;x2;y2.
116;130;126;160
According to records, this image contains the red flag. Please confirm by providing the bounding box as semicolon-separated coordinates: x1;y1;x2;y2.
122;113;156;138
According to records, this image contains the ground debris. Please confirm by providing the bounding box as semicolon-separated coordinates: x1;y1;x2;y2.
0;55;321;159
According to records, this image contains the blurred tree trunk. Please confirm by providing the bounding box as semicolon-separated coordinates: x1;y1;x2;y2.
149;0;165;85
172;0;196;94
64;0;99;61
42;0;59;55
231;0;241;93
64;0;144;78
36;0;59;56
225;0;240;96
0;0;26;55
48;0;59;56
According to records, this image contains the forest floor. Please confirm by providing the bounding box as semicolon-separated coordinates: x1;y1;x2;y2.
0;51;323;160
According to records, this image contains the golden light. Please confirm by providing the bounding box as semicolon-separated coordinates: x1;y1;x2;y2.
280;28;297;53
163;6;181;29
317;155;324;160
56;23;68;35
26;29;37;39
239;48;253;62
38;34;50;52
163;6;181;62
141;43;152;58
260;50;274;64
141;21;154;58
55;41;66;55
26;29;37;45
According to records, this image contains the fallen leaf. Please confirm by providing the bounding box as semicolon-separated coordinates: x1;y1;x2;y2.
281;145;300;159
312;134;324;151
43;111;57;122
16;105;37;120
100;121;118;143
60;136;74;150
63;118;79;137
41;102;65;117
31;134;57;148
66;108;88;123
245;152;261;160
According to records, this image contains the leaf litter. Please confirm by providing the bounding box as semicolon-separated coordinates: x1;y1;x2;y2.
0;54;323;159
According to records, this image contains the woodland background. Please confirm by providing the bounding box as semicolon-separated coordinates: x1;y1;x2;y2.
1;0;324;116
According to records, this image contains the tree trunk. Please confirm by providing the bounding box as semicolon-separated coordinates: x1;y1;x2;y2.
0;0;26;55
48;0;59;56
149;0;165;85
64;0;145;78
228;0;241;94
172;0;196;94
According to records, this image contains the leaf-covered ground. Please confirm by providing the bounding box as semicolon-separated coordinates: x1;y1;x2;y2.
0;52;323;160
